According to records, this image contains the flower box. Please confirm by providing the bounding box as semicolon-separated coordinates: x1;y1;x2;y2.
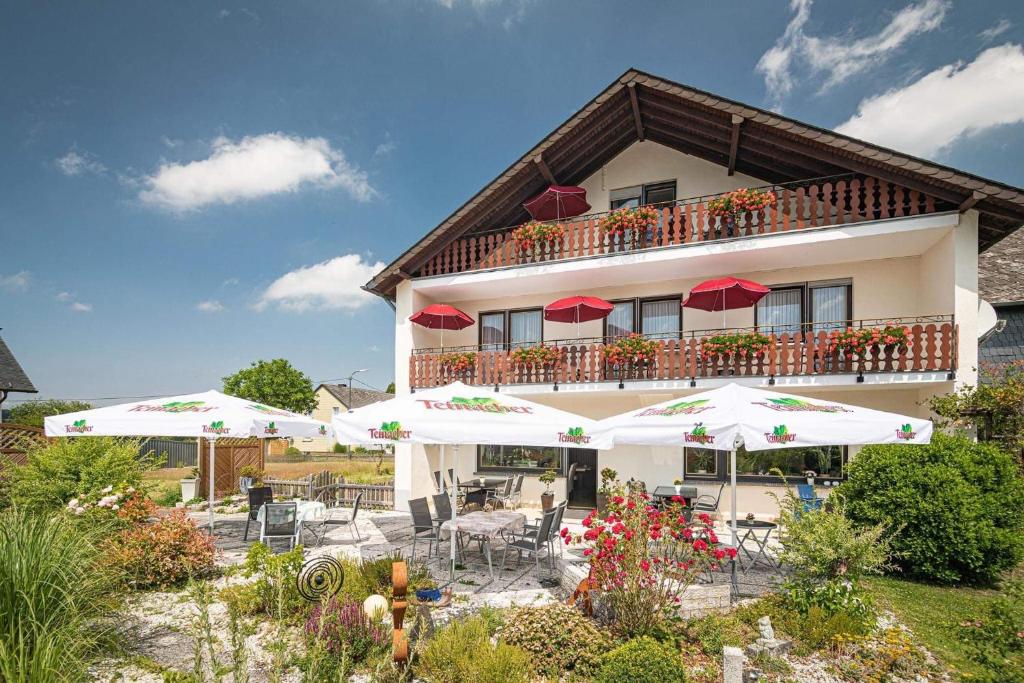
828;324;911;357
599;206;660;240
511;220;564;254
701;332;772;360
602;333;659;367
438;351;477;374
707;187;776;225
510;345;562;367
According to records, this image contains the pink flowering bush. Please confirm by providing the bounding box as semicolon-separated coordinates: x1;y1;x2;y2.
600;206;660;238
306;597;389;663
564;483;737;637
828;324;911;356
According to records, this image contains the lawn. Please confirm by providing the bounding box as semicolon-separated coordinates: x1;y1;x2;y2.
863;574;1000;679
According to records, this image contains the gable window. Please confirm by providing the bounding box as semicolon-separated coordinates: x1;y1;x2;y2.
609;180;677;210
479;308;543;350
756;281;852;334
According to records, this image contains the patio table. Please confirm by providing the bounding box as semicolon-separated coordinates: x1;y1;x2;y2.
255;500;326;526
457;477;508;508
651;485;698;506
735;519;781;575
440;510;525;578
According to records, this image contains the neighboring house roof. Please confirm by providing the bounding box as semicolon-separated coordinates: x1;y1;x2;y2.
318;383;392;409
0;335;36;394
980;302;1024;367
366;67;1024;300
979;228;1024;305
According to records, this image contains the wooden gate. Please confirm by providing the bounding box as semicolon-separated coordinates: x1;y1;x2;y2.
197;438;264;497
0;423;50;468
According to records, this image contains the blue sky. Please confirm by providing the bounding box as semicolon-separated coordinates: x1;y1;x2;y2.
2;0;1023;406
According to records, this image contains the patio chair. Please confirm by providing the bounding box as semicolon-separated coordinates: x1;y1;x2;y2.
524;500;566;561
692;483;726;514
432;470;443;493
501;505;557;571
243;486;274;541
796;484;824;512
509;473;525;510
487;477;514;509
432;493;464;559
259;502;299;550
566;462;578;501
302;492;363;547
409;497;441;561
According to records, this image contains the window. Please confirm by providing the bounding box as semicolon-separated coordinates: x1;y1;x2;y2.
509;309;543;348
332;406;340;416
641;298;681;339
756;288;803;335
684;448;718;476
478;444;563;473
811;284;851;332
481;312;505;350
606;300;635;338
736;445;845;478
609;181;677;210
756;281;853;334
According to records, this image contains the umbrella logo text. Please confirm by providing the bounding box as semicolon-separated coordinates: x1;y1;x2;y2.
765;424;796;444
418;397;533;414
684;423;715;445
263;421;279;435
558;426;591;444
369;421;411;441
896;424;917;440
636;399;711;417
131;400;216;413
753;398;850;414
203;420;231;435
65;419;93;434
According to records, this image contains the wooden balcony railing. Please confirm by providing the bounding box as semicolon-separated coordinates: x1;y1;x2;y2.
416;174;953;278
409;318;956;389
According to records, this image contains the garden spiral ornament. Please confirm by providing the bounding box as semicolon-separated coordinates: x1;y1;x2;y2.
296;556;345;603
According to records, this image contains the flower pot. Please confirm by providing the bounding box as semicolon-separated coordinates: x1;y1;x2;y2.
180;478;198;502
541;491;555;511
238;477;254;494
806;477;815;486
674;485;683;494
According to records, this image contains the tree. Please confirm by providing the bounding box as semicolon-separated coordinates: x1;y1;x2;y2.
222;359;317;415
927;361;1024;459
7;400;92;428
385;382;396;394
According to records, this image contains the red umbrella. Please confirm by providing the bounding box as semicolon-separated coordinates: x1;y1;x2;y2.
545;295;613;339
409;304;474;350
523;185;591;221
683;277;770;327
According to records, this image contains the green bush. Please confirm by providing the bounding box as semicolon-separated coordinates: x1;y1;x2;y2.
499;603;610;678
333;443;347;454
959;578;1024;682
837;433;1024;584
417;615;530;683
0;507;123;681
284;446;302;456
684;613;748;657
595;637;685;683
222;543;307;618
8;437;153;511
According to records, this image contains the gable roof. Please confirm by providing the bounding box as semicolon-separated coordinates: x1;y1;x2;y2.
980;302;1024;368
366;68;1024;300
0;335;36;395
979;228;1024;304
318;383;392;409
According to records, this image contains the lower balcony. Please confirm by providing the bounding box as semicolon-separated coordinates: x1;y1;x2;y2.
408;317;957;390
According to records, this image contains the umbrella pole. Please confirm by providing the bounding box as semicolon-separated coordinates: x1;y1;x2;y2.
729;448;738;546
450;444;458;584
208;438;216;533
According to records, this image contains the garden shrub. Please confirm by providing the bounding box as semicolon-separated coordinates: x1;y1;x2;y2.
284;446;302;456
837;432;1024;584
0;507;123;682
223;543;307;618
417;615;531;683
683;613;748;657
835;628;935;681
305;596;388;664
8;437;154;511
333;443;347;454
595;636;686;683
499;603;610;678
357;552;434;599
958;578;1024;682
104;508;216;589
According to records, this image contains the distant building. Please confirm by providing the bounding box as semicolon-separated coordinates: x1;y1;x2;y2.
0;333;36;423
980;228;1024;371
297;383;393;452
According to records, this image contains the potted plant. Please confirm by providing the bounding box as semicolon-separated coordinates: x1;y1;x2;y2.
539;468;557;511
597;467;618;514
828;323;911;359
692;450;714;474
180;467;199;502
673;477;685;494
438;351;477;375
599;205;660;248
238;465;263;494
602;333;659;376
804;470;816;486
509;344;562;367
511;220;565;255
706;187;775;233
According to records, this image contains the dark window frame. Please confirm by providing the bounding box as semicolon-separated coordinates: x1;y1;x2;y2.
609;179;678;210
682;446;849;483
754;280;853;333
602;295;684;341
476;444;566;474
478;306;545;350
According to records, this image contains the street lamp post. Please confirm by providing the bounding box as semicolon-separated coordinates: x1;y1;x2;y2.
346;368;369;408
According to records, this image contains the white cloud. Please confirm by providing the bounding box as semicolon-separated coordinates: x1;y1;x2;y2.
56;148;106;176
70;302;93;312
55;291;73;301
138;133;376;212
373;133;397;159
431;0;533;29
256;254;385;313
980;19;1012;42
222;277;239;286
196;300;225;313
161;135;183;148
0;271;30;291
757;0;948;104
836;44;1024;157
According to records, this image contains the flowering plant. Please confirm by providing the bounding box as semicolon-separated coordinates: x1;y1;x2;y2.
828;324;911;355
564;484;737;637
707;187;776;220
600;206;660;238
511;220;564;252
66;483;154;526
438;351;477;373
701;331;772;359
306;596;389;663
510;344;561;367
603;333;659;367
104;508;216;588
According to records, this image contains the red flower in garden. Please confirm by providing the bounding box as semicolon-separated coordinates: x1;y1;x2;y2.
693;539;708;552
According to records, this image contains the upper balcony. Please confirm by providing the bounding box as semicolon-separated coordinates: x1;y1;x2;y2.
413;174;956;280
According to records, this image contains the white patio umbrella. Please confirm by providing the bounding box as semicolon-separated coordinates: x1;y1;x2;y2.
44;390;333;531
332;381;611;580
593;383;932;544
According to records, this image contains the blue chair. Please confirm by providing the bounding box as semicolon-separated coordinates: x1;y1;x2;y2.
796;484;824;512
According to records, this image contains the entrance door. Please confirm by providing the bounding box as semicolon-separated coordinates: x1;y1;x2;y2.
566;448;597;509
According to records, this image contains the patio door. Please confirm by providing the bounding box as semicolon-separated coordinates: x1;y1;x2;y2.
566;448;597;509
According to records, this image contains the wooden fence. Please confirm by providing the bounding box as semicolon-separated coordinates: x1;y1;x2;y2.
198;438;264;497
265;470;395;509
0;423;49;467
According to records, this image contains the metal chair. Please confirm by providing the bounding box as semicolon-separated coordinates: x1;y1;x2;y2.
502;506;557;571
693;483;726;514
566;462;578;503
509;473;525;510
243;486;274;541
302;492;362;547
259;502;299;549
432;493;464;561
432;470;443;493
797;484;824;512
487;477;514;509
409;497;441;561
524;500;566;561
